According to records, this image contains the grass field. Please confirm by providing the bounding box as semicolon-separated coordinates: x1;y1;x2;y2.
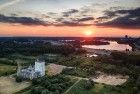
66;79;133;94
10;53;36;60
0;53;36;67
0;64;16;76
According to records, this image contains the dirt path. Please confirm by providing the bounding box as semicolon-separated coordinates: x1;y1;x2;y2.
46;64;66;76
64;78;81;94
0;76;31;94
92;74;128;85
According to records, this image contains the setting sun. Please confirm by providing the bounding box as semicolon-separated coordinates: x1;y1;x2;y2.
84;30;93;36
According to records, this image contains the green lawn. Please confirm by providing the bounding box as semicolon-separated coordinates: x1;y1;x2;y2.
10;53;36;60
66;79;133;94
0;54;35;66
0;64;16;76
62;68;89;78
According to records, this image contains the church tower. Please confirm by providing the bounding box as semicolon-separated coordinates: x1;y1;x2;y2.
35;58;45;76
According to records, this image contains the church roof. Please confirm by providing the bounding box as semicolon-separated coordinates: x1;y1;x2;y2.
36;57;45;62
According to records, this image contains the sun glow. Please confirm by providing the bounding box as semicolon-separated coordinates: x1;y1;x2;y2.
84;30;93;36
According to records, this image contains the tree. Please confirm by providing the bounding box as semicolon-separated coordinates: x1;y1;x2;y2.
132;87;139;94
87;67;95;75
41;89;50;94
53;90;60;94
84;79;95;90
32;78;42;85
31;86;44;94
15;76;22;82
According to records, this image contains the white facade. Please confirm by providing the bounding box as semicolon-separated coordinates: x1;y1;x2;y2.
17;58;46;80
35;59;45;76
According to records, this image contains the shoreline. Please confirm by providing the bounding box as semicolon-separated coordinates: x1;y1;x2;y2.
82;47;112;56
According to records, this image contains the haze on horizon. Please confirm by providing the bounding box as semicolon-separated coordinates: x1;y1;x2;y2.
0;0;140;37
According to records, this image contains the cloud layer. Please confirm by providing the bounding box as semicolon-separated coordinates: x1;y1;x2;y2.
96;7;140;29
0;0;25;11
0;5;140;29
0;14;47;26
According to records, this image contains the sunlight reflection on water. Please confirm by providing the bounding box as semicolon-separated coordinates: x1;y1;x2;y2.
82;41;132;51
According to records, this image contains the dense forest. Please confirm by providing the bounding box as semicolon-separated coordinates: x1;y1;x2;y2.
0;41;86;57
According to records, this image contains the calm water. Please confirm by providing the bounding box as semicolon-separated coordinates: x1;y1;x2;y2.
82;41;132;51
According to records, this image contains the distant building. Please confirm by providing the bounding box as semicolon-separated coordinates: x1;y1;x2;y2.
125;35;128;39
17;58;45;80
46;40;66;46
121;35;129;42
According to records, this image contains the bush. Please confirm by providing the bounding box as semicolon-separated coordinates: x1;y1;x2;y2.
136;81;140;89
84;79;95;90
15;76;23;82
31;86;44;94
132;87;139;94
41;89;50;94
32;78;41;85
111;52;127;60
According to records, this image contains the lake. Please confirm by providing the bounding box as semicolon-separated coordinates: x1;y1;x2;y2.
82;41;132;51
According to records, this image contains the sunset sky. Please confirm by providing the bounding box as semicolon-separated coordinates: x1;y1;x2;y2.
0;0;140;37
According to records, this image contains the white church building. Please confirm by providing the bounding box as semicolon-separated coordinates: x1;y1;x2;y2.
35;59;45;76
17;58;45;80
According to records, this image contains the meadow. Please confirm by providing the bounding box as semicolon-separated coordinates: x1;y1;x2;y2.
0;64;16;77
66;79;133;94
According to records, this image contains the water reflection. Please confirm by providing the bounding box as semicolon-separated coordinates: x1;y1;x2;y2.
82;41;132;51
